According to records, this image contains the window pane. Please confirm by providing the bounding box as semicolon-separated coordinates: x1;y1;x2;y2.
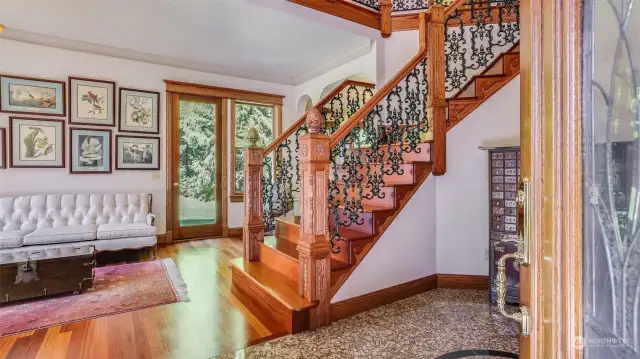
235;103;274;193
179;100;217;226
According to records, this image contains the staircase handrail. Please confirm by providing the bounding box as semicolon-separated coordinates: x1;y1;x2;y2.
264;79;375;156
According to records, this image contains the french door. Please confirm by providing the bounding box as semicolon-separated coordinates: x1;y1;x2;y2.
171;94;223;240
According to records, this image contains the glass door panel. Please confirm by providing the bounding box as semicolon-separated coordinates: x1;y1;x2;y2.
173;95;222;239
582;0;640;356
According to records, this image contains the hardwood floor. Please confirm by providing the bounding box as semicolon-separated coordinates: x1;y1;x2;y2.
0;238;282;359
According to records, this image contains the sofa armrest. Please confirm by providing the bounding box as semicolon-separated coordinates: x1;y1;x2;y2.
146;213;156;227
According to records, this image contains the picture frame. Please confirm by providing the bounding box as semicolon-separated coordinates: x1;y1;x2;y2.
0;128;6;169
115;135;160;170
0;75;66;116
9;116;65;168
118;88;160;134
69;76;116;126
69;127;112;174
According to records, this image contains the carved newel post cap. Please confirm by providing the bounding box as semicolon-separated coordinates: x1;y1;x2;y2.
306;108;324;134
246;127;261;148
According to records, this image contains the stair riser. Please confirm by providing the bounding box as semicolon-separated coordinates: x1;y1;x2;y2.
330;211;375;235
334;163;415;186
352;143;433;164
275;219;300;243
231;267;309;334
334;186;396;208
259;242;299;281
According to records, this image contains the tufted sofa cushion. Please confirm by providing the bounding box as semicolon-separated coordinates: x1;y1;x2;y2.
23;225;97;246
0;194;151;234
97;223;156;240
0;230;24;249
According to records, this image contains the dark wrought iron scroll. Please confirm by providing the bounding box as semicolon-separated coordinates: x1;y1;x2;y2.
328;58;429;252
444;0;520;96
582;0;640;357
262;83;374;233
351;0;380;10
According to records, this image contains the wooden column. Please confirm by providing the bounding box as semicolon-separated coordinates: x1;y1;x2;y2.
297;108;332;329
242;128;264;261
380;0;392;38
426;6;447;176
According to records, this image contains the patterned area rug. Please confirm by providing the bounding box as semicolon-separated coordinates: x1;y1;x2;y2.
0;258;188;337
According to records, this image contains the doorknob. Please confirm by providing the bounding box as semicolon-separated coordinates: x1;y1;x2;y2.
495;177;531;336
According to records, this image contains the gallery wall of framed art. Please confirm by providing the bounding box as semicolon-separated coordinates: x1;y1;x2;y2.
0;74;161;174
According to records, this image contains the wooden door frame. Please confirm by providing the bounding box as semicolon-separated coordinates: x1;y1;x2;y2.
520;0;582;358
168;94;224;240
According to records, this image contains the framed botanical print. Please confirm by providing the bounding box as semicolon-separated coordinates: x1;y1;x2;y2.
9;117;65;168
69;128;112;174
0;75;66;116
0;128;6;169
69;77;116;126
116;135;160;170
119;88;160;134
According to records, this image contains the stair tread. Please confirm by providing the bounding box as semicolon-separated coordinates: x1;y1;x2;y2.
332;227;374;241
276;215;300;226
275;218;373;241
339;203;394;212
230;257;315;311
263;235;298;261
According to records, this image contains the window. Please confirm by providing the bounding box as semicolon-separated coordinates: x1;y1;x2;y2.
230;100;280;201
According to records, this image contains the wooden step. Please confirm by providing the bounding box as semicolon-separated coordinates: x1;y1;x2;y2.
334;184;396;209
230;258;314;334
351;142;433;164
259;236;299;280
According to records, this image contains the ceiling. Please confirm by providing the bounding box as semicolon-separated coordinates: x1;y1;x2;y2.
0;0;372;85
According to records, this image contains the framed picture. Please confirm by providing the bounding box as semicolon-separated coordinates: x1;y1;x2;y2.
0;75;66;116
0;128;6;169
119;88;160;134
69;77;116;126
116;135;160;170
69;128;112;174
9;116;65;168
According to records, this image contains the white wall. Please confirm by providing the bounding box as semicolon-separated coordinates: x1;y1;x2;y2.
436;76;521;275
0;39;297;233
332;175;437;302
382;31;419;83
294;42;378;106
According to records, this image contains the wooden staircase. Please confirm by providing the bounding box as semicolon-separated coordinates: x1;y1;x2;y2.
446;43;521;130
230;1;520;337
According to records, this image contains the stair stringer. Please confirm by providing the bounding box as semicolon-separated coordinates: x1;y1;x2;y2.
332;174;437;302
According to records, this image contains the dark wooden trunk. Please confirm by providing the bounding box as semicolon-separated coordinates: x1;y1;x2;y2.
0;254;94;304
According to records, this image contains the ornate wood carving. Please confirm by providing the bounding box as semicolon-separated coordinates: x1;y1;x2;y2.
243;146;264;261
297;129;332;329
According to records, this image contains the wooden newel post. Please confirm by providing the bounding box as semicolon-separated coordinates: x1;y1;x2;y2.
297;108;332;329
426;5;447;176
243;127;264;261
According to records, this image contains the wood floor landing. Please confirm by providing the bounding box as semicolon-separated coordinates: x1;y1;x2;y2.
0;238;281;359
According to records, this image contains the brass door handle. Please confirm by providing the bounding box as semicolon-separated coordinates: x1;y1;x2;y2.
495;177;531;336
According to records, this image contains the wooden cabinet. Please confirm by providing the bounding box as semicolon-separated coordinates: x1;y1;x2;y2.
488;147;520;304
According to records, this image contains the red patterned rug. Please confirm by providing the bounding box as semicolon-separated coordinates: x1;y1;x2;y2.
0;259;188;337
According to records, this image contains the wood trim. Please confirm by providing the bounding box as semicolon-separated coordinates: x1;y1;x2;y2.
426;5;447;176
0;128;5;169
330;274;437;321
329;50;427;148
380;0;392;38
230;195;243;203
264;80;375;156
164;80;285;105
436;274;489;290
221;99;229;237
156;234;168;244
165;92;175;243
227;227;243;237
287;0;381;30
520;0;542;356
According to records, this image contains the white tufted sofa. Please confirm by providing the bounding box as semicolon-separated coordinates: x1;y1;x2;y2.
0;193;157;264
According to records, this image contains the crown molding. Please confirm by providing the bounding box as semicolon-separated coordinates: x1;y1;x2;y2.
294;40;373;85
